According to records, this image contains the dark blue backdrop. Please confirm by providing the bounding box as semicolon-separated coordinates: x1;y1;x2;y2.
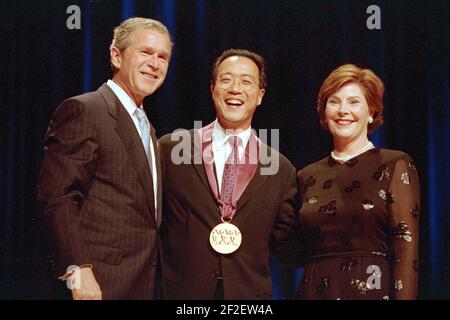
0;0;448;299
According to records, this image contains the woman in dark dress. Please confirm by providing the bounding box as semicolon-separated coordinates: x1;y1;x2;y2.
296;64;420;299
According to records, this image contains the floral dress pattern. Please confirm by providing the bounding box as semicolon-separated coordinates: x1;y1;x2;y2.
296;149;420;299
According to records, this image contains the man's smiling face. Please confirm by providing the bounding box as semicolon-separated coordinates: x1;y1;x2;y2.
211;55;265;131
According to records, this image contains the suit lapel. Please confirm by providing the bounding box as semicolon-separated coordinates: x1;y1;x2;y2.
236;141;272;210
236;165;270;209
150;125;163;227
98;84;156;223
193;122;273;212
191;126;214;193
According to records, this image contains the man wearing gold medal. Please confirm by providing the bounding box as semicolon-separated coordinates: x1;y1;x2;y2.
159;49;300;299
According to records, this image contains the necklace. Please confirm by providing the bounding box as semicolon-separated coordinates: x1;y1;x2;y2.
331;141;375;162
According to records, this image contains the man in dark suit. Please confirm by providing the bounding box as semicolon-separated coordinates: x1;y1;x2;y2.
37;17;173;300
159;49;300;299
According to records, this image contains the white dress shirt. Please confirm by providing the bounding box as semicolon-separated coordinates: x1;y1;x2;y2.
211;120;252;193
107;80;158;212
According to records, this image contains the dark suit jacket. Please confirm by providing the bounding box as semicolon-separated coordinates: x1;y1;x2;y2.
159;125;299;299
37;84;163;299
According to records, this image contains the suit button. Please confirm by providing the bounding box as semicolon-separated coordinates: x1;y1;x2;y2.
211;270;221;279
48;256;56;270
150;259;157;267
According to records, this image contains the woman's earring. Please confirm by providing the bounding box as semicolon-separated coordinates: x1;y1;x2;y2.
368;116;374;124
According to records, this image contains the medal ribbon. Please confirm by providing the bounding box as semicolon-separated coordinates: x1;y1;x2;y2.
200;125;258;221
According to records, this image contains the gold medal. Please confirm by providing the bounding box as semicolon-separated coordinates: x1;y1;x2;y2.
209;218;242;254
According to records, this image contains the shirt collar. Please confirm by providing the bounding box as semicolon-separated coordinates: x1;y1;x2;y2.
212;119;252;150
107;79;144;115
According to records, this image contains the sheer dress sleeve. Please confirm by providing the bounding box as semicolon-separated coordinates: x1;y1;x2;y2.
387;154;420;299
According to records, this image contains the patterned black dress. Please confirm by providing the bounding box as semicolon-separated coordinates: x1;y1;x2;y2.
296;149;420;300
